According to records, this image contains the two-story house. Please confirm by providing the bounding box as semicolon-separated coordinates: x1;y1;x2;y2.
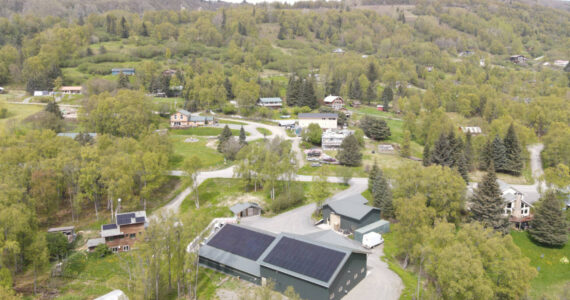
323;95;344;110
170;109;215;128
321;129;354;150
100;211;148;253
498;180;533;228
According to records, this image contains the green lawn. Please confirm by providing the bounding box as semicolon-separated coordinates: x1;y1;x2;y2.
169;135;225;169
170;127;241;136
511;231;570;299
0;102;44;132
256;127;272;136
218;119;247;125
298;164;368;177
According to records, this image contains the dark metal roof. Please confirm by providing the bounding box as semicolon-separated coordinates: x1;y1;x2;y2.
117;213;135;225
102;224;117;230
207;224;275;261
262;236;345;283
135;216;145;223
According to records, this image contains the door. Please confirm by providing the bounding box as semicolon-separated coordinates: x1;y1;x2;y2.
330;213;341;231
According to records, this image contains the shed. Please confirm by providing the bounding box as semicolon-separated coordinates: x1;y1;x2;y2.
86;238;105;251
353;220;390;242
112;68;135;76
47;226;76;243
230;203;262;218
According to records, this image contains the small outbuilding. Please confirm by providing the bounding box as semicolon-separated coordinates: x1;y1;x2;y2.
353;220;390;243
112;68;135;76
230;202;262;218
47;226;76;243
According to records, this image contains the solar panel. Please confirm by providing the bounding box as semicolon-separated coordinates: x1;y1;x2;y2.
135;216;145;223
263;237;346;283
207;224;275;261
117;213;135;225
102;224;117;230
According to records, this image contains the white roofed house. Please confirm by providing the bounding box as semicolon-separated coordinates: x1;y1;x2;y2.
257;97;283;109
323;95;344;110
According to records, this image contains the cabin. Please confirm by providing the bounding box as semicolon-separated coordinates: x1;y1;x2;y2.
112;68;135;76
170;109;215;128
60;86;82;95
47;226;76;243
257;97;283;109
376;105;384;111
230;203;262;218
321;195;381;234
298;113;338;129
323;95;344;110
509;55;527;64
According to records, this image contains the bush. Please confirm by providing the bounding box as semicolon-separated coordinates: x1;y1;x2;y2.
302;123;322;145
271;186;305;213
62;252;87;278
90;244;112;258
130;45;165;59
222;104;236;115
47;232;71;261
0;108;8;119
360;115;391;140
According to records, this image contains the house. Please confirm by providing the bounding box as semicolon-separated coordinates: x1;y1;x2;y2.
459;126;482;135
332;48;345;54
257;97;283;109
321;195;381;234
47;226;76;243
322;129;354;150
33;90;49;97
323;95;344;110
111;68;135;76
278;120;296;128
92;211;148;253
57;132;97;139
553;60;569;68
170;110;215;128
230;203;262;218
498;180;533;229
198;224;368;300
298;113;338;129
60;86;82;95
509;55;527;64
376;105;384;111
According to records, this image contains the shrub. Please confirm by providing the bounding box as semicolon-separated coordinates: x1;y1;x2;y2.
222;104;236;115
62;252;87;278
90;244;112;258
271;186;305;213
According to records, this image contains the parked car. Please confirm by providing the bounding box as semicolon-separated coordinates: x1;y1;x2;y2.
307;157;320;162
307;151;321;157
362;232;384;249
322;157;336;163
311;163;321;167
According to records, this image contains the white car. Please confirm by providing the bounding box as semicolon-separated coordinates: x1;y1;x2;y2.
362;232;384;249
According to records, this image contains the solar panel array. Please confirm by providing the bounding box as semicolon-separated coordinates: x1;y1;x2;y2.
207;224;275;261
102;224;117;230
263;237;346;283
117;213;135;225
135;216;145;223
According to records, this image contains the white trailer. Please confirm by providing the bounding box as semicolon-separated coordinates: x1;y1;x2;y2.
362;232;384;249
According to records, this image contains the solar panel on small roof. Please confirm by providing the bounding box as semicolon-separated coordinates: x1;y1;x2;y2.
207;224;275;261
102;224;117;230
263;237;346;283
135;216;145;223
117;213;135;225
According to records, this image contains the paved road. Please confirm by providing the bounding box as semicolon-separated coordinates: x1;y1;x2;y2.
511;143;545;205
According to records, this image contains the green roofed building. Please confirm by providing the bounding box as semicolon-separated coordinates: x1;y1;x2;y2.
321;195;381;234
353;220;390;243
198;224;368;300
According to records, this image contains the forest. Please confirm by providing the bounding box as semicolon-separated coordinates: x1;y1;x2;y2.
0;0;568;298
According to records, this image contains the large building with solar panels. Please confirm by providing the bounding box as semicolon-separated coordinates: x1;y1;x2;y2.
86;211;148;253
198;224;368;300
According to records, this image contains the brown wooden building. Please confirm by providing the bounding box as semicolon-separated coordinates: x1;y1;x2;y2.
97;211;148;253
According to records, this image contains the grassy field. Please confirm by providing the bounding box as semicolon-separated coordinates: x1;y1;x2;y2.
511;231;570;299
218;119;248;125
169;135;225;169
0;102;44;132
170;127;241;136
256;127;272;136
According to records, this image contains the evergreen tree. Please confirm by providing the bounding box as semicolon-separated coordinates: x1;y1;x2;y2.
366;83;377;105
422;143;431;166
349;78;362;100
491;135;508;172
239;126;247;146
381;87;393;112
118;73;129;89
430;133;453;167
369;162;379;193
455;150;469;183
120;17;129;38
465;132;473;171
45;101;63;119
360;116;391;140
141;22;149;37
301;78;318;109
223;78;234;100
503;123;523;175
372;167;393;218
400;130;411;158
286;76;300;107
529;191;568;247
217;125;233;152
221;9;227;30
366;62;378;83
480;139;493;170
470;165;510;233
337;135;362;166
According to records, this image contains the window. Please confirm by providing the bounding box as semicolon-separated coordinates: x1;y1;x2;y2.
123;245;130;251
112;247;118;253
506;202;512;208
174;115;177;119
130;233;136;238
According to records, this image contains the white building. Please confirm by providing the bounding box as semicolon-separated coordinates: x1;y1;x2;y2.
459;126;482;135
553;60;569;67
257;97;283;109
322;129;354;150
298;113;338;129
323;95;344;110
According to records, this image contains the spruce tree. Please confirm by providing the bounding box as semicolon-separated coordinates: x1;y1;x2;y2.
470;165;509;233
529;191;568;247
480;139;493;170
239;126;247;146
120;17;129;39
369;162;379;193
118;73;129;89
491;135;507;172
366;83;377;105
141;22;149;37
224;78;234;100
360;116;391;140
465;132;473;171
45;101;63;119
372;167;393;218
218;125;233;152
381;87;393;112
337;135;362;166
349;78;362;100
503;123;523;175
301;78;318;109
367;62;378;83
422;143;431;166
430;133;453;167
